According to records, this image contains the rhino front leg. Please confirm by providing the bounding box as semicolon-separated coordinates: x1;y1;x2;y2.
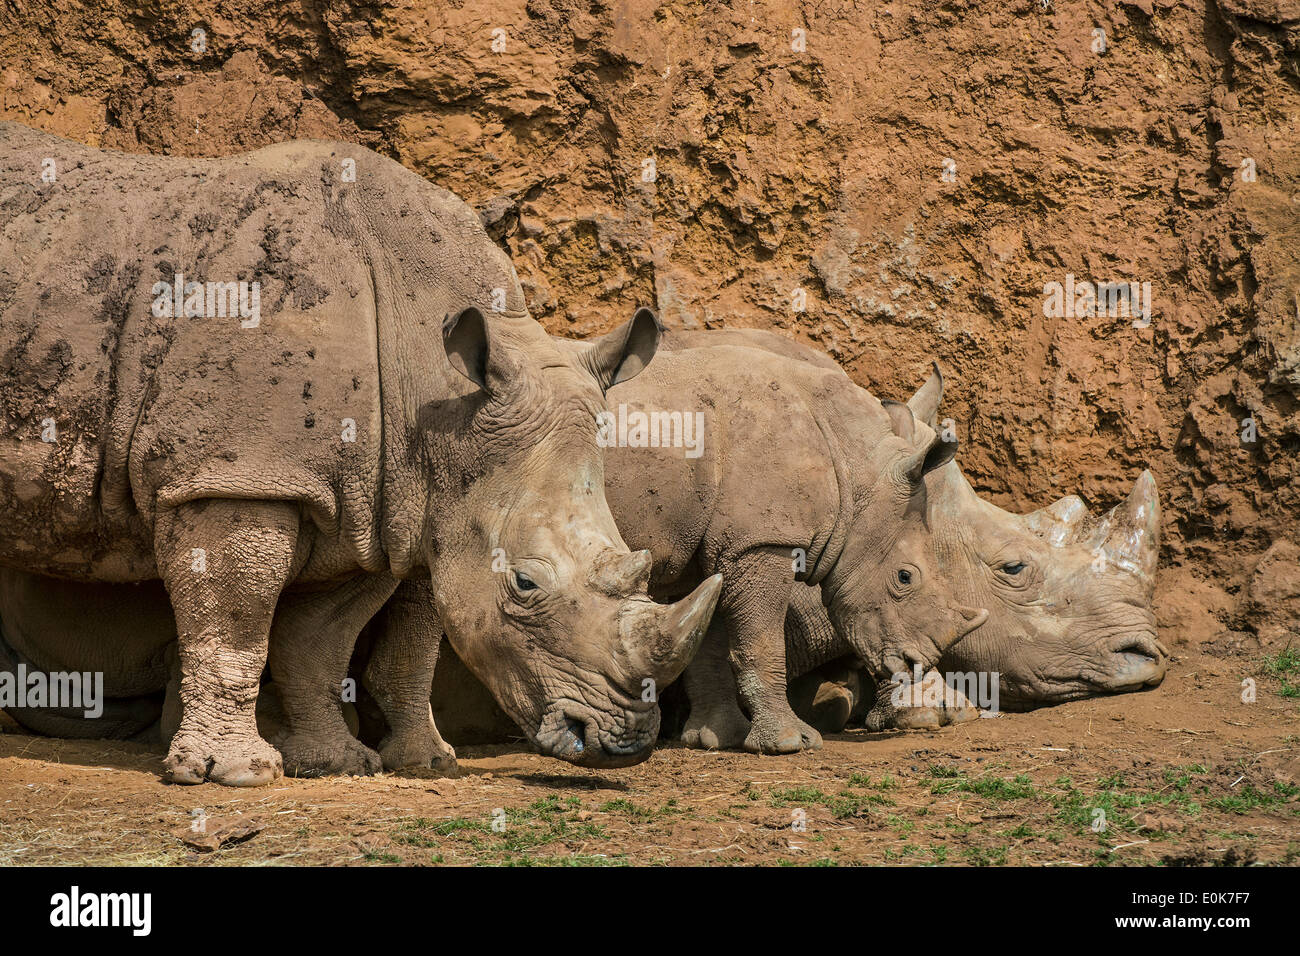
267;573;399;777
721;548;822;754
155;499;301;786
359;577;457;774
680;619;750;750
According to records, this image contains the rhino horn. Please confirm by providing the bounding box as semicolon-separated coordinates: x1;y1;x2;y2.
945;603;989;651
595;548;654;595
620;574;722;687
1097;471;1160;583
1023;494;1091;545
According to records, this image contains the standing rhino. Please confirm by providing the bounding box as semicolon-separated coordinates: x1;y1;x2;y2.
596;345;992;752
0;123;720;784
661;328;1168;720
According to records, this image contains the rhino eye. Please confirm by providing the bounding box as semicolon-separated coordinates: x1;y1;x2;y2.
1001;562;1026;575
897;569;913;586
513;571;539;592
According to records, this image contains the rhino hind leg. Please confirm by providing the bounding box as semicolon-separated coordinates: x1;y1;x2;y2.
266;572;399;778
360;578;458;776
155;499;300;787
680;619;750;750
720;548;823;754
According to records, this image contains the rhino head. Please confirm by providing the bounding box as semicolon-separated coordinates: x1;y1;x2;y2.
906;366;1166;708
426;306;721;768
820;400;989;683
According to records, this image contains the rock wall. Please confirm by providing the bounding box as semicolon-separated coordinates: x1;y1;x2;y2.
2;0;1297;645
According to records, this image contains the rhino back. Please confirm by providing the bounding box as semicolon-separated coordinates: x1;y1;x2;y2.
603;345;847;586
0;123;526;581
662;327;844;374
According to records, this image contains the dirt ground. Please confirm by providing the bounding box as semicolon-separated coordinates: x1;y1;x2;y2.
2;647;1295;867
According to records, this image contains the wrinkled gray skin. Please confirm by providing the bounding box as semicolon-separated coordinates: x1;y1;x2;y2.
0;124;720;784
371;332;1165;745
2;339;986;764
664;329;1167;719
3;311;1165;761
368;342;989;757
602;346;992;753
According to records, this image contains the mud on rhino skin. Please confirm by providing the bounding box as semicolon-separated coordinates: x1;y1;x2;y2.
0;122;721;785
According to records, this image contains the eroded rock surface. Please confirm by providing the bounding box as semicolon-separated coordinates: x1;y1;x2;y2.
1;0;1296;643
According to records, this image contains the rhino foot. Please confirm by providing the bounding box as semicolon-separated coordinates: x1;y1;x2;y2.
866;670;980;731
807;682;855;734
681;704;750;750
743;715;823;754
379;732;459;777
280;733;382;778
165;731;283;787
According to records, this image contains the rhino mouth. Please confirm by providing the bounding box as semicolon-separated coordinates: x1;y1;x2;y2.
533;699;660;768
996;633;1168;708
1090;633;1167;693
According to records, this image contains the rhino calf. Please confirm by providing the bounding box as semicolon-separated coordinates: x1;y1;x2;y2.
0;123;719;784
663;328;1168;725
590;344;991;752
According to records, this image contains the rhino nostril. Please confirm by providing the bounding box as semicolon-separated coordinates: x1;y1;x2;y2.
1113;636;1162;665
564;716;585;753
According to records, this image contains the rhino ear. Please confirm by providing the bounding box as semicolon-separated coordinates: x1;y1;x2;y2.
906;361;943;429
885;400;957;486
582;307;663;391
882;399;917;443
443;307;496;391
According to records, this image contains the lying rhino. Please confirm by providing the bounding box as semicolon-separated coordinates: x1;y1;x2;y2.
0;123;720;784
664;328;1168;721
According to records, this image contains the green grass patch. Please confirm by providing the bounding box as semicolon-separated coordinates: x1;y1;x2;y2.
1207;782;1297;815
1051;770;1204;838
929;769;1038;800
599;798;676;821
961;844;1009;866
1262;647;1300;698
770;785;894;818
